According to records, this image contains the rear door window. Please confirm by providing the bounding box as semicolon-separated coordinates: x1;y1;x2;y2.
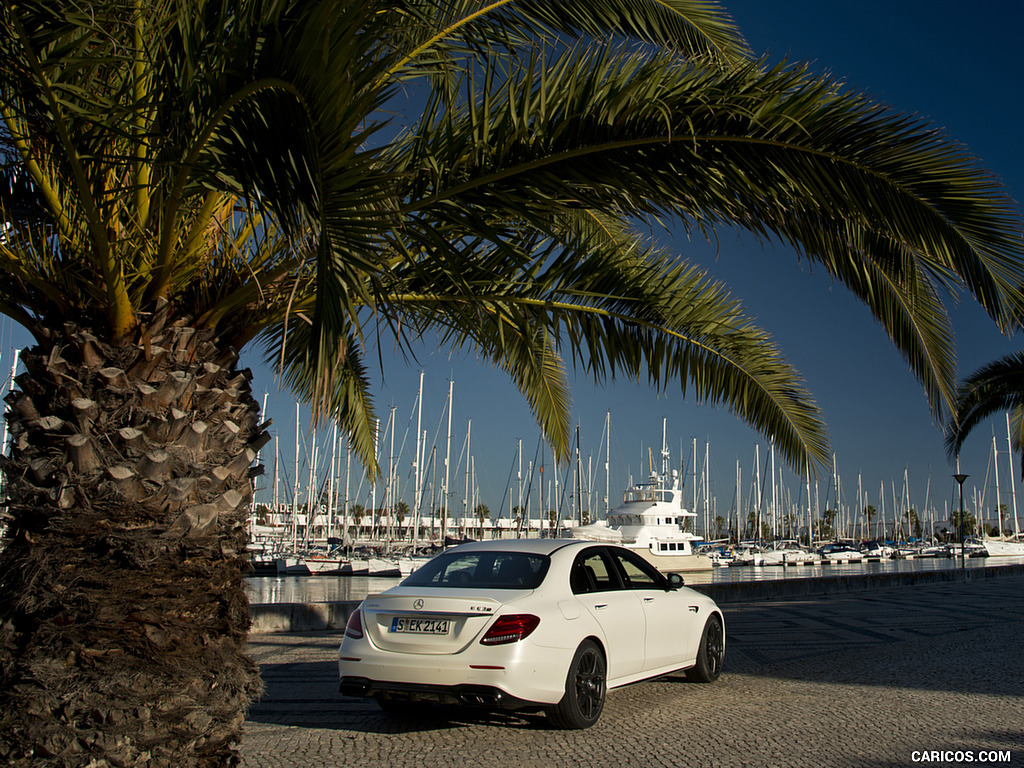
570;549;623;594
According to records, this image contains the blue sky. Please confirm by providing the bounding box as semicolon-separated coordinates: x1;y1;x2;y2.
3;1;1022;528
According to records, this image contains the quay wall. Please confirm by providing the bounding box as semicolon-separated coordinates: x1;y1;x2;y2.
247;561;1024;634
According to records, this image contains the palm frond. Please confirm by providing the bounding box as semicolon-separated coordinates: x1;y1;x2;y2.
371;207;829;471
395;49;1024;422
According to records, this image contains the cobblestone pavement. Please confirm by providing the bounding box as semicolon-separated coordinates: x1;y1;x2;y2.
242;575;1024;768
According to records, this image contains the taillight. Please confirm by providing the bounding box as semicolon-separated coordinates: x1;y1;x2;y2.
344;609;364;639
479;614;540;645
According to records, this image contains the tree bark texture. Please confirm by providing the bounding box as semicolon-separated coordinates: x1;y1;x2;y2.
0;323;267;767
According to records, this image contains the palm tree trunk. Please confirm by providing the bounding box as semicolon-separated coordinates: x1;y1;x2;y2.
0;320;266;767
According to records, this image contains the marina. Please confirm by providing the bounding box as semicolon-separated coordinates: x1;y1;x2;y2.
243;551;1024;605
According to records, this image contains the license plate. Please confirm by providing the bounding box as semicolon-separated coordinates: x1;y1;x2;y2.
390;617;451;635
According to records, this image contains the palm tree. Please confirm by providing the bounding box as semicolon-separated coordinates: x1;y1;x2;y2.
393;500;410;539
947;352;1024;476
864;504;877;539
349;502;366;539
3;1;1024;765
474;503;491;538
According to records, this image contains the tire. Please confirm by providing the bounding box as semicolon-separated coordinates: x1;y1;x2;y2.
546;640;606;729
687;614;724;683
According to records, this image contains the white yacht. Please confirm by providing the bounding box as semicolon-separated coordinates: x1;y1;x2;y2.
571;424;712;572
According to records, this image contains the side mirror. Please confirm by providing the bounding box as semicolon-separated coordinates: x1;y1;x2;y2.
666;572;685;590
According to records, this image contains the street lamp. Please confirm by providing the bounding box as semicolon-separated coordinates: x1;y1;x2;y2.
953;470;969;570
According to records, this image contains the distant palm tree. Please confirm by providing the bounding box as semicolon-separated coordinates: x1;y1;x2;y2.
3;1;1024;766
864;504;878;538
947;352;1024;476
474;503;491;538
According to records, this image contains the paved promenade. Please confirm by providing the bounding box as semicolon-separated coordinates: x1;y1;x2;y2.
241;574;1024;767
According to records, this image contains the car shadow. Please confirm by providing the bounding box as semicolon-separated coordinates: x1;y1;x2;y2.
248;659;557;734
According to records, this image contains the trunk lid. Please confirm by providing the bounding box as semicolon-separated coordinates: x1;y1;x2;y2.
360;589;530;654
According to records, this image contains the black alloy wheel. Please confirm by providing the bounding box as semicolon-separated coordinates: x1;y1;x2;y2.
547;639;606;729
687;614;724;683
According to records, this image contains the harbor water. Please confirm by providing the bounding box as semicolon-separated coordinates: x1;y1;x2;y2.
243;553;1024;605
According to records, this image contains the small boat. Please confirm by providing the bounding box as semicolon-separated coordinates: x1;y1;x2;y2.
398;553;435;576
367;555;402;576
303;552;353;575
860;540;896;559
761;540;821;566
698;544;734;566
731;542;765;566
817;542;865;563
275;554;311;575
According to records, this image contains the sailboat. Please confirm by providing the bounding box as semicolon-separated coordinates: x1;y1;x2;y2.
981;416;1024;557
570;420;712;572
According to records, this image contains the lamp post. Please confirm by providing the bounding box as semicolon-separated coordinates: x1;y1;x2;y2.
953;470;969;570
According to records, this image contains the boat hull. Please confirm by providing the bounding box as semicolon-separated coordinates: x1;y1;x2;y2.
635;548;713;572
982;538;1024;556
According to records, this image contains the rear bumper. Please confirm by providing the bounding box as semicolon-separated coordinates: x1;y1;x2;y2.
340;676;540;710
337;637;575;705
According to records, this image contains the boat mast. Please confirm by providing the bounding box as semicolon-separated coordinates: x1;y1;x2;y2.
904;467;912;540
538;439;544;527
371;417;379;542
1008;413;1020;538
770;443;777;540
464;419;472;533
735;459;741;544
890;479;898;541
577;425;584;525
387;405;396;548
703;441;710;539
272;435;279;510
251;392;268;516
414;371;424;545
443;379;453;543
292;403;300;552
328;424;337;543
993;433;1002;538
306;441;317;546
344;442;351;545
691;436;697;510
604;410;611;516
879;480;886;540
857;472;863;540
805;462;812;548
923;469;932;542
831;453;839;539
753;444;761;540
517;436;523;535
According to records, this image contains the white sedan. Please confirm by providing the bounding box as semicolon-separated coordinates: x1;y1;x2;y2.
338;539;724;728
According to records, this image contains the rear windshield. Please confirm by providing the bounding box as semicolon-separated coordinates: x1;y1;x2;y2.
402;551;549;589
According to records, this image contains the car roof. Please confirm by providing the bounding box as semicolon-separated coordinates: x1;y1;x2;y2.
445;538;590;557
